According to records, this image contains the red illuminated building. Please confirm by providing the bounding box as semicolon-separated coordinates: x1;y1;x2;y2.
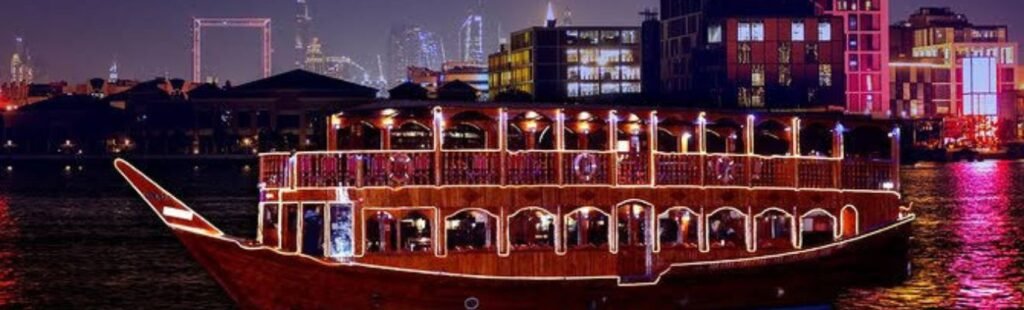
660;0;889;114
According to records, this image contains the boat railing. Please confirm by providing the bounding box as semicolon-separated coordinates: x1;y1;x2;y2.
262;150;897;192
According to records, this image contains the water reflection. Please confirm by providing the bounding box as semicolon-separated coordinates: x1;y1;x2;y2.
0;195;18;306
838;161;1024;308
949;162;1024;308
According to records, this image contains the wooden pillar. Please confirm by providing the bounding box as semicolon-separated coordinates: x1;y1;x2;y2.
608;110;619;186
555;109;566;185
790;117;801;188
499;108;508;185
890;126;901;191
697;112;707;186
433;107;444;186
744;115;755;187
648;111;658;186
326;114;340;151
832;122;844;188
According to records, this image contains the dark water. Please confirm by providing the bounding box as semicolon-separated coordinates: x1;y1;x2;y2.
0;160;1022;309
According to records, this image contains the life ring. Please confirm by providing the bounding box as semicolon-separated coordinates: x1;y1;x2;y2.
709;156;735;184
573;153;598;181
389;154;412;184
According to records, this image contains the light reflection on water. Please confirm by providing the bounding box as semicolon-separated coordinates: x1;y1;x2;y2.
0;160;1022;308
0;195;18;306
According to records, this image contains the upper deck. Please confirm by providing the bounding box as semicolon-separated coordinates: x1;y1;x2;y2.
258;103;901;193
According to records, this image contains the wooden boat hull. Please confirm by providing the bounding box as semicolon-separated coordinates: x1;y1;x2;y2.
174;217;911;309
113;159;913;309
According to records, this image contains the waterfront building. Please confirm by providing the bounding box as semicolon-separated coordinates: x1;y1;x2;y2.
488;8;641;102
889;7;1019;149
659;0;888;113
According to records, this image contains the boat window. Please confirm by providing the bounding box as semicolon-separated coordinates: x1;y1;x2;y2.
328;203;354;259
565;208;609;249
801;210;836;248
755;209;794;250
708;209;747;249
261;203;280;248
391;122;433;150
365;211;397;253
616;203;652;246
301;204;325;257
446;210;497;251
281;204;300;253
508;209;556;249
399;211;433;252
444;124;487;149
754;120;790;156
658;209;699;248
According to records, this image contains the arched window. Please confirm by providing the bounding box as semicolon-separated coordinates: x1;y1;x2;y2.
616;203;653;247
565;207;610;249
754;209;794;250
657;129;678;153
399;211;433;252
800;123;834;156
754;120;789;156
844;126;890;159
707;208;747;249
800;209;836;248
365;211;397;253
658;208;699;248
444;123;487;149
707;119;744;154
391;122;433;150
446;210;497;251
508;208;556;249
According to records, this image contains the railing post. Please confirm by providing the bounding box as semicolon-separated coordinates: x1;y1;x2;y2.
608;110;619;186
499;108;508;186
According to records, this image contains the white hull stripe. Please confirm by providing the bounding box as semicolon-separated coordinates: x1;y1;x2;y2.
162;206;195;221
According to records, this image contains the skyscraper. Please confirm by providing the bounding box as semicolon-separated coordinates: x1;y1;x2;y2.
387;24;445;87
459;2;485;64
10;37;33;83
295;0;313;69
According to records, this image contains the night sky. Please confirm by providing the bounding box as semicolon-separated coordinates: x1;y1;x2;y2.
0;0;1020;84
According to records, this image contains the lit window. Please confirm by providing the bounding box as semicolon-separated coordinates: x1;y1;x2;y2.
752;65;765;87
738;23;752;42
738;43;751;64
779;65;792;86
751;22;765;42
818;22;832;42
778;43;791;64
819;64;833;87
566;49;579;63
708;24;723;43
792;21;805;41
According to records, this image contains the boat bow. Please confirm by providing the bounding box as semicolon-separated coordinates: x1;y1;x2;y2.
114;159;224;237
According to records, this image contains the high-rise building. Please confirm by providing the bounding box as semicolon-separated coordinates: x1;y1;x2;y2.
304;38;328;75
10;37;34;83
295;0;313;69
459;2;485;64
387;24;446;87
489;6;642;102
890;7;1019;148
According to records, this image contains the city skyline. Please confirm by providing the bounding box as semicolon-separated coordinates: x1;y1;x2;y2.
0;0;1020;84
